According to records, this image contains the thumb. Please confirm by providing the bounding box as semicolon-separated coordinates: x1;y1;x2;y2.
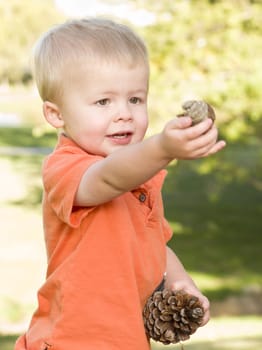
167;116;192;129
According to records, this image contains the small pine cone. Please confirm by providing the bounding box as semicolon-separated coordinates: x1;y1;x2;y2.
143;289;204;345
177;100;216;125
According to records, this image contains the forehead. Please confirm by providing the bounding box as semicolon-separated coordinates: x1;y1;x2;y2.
65;58;149;87
57;62;148;105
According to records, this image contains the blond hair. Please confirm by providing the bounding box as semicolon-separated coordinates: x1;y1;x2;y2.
33;18;149;103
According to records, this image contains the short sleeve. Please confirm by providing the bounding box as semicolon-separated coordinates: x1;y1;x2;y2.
144;169;173;242
43;145;102;227
162;217;173;242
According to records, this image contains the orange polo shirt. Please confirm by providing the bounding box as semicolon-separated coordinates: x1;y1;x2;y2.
15;135;173;350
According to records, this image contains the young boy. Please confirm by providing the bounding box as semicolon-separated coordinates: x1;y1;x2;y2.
15;18;225;350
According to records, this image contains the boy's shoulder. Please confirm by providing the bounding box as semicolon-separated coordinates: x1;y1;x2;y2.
43;134;102;179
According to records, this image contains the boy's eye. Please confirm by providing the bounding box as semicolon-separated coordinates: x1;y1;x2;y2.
130;97;141;104
96;98;109;106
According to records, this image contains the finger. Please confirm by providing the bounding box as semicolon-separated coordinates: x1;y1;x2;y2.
168;116;192;129
185;117;213;140
181;126;218;157
201;296;210;313
206;140;227;156
201;309;210;326
191;125;219;149
198;295;210;326
196;139;226;158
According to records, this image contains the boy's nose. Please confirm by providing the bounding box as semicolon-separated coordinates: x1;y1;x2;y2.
114;103;133;122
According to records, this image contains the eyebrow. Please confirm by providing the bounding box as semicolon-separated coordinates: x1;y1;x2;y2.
130;89;148;95
98;89;148;96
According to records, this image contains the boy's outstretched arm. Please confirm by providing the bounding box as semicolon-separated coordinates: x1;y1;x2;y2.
165;246;210;326
75;117;226;207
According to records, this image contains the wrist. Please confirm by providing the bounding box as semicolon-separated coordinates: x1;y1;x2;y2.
151;133;174;164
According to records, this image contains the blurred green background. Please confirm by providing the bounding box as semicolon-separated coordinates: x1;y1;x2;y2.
0;0;261;349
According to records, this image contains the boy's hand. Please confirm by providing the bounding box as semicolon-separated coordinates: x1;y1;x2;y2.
166;247;210;327
159;116;226;160
169;279;210;326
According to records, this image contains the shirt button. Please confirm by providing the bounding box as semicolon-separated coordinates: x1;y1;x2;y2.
139;193;147;202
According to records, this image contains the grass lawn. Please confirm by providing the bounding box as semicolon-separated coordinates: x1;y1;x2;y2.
0;127;262;348
2;317;262;350
151;316;262;350
163;143;262;300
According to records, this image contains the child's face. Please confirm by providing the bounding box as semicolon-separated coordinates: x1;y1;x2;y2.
58;61;149;156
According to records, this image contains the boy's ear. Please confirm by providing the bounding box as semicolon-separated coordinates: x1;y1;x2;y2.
43;101;65;128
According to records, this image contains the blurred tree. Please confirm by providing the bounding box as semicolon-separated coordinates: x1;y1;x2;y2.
131;0;262;143
0;0;64;84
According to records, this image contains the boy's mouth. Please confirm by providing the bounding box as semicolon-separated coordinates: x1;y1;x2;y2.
108;132;132;139
107;131;133;145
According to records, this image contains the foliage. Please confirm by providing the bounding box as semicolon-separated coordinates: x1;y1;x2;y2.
132;0;262;143
0;0;64;84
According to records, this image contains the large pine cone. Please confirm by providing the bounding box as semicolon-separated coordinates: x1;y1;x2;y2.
177;100;216;125
143;289;204;345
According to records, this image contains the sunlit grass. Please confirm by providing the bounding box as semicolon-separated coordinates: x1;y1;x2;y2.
151;316;262;350
2;317;262;350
